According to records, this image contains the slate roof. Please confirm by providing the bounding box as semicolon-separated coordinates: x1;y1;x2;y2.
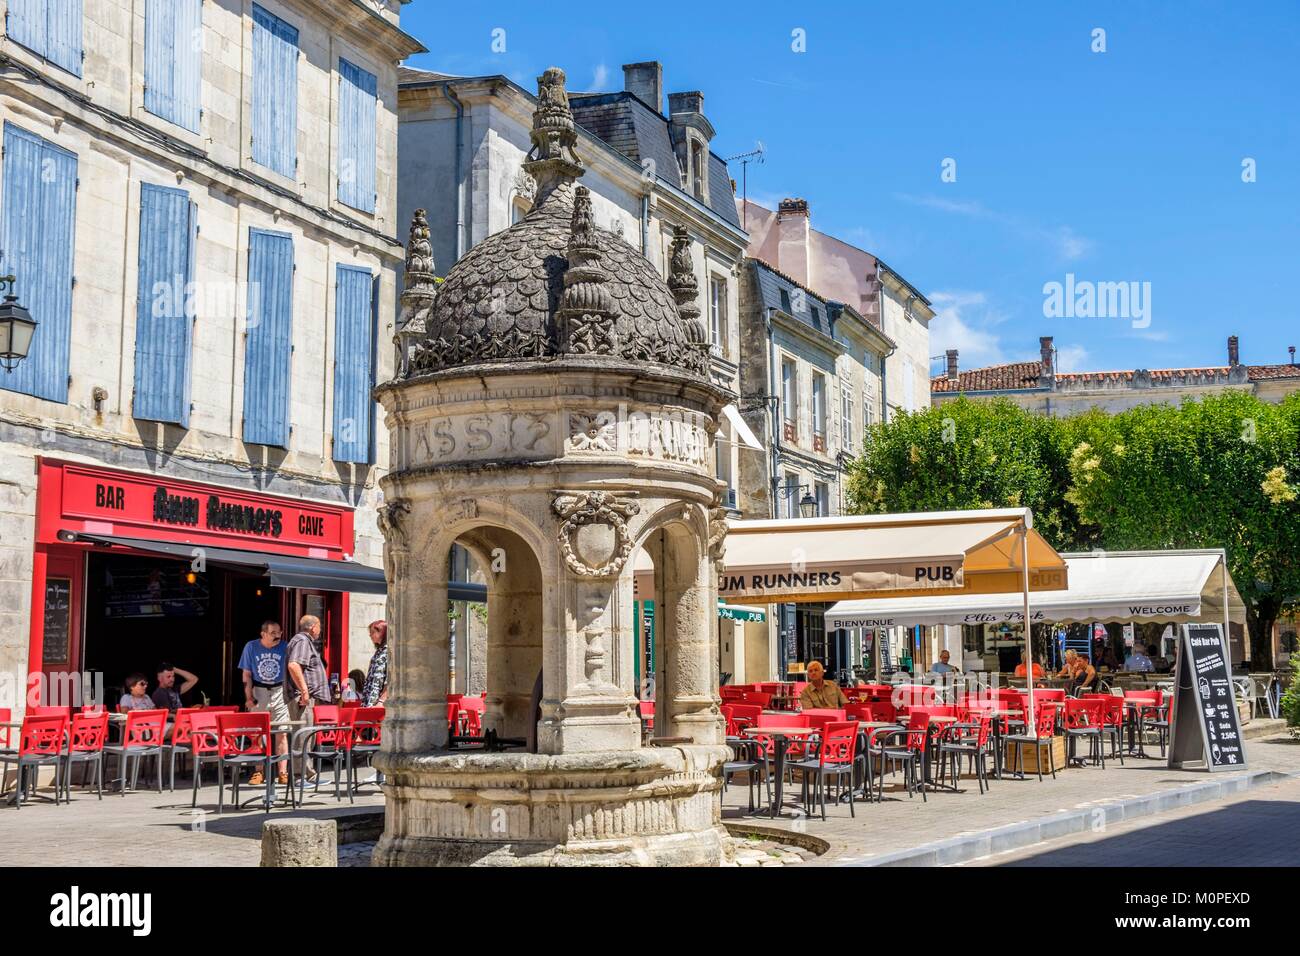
931;361;1300;393
750;258;835;339
568;91;742;229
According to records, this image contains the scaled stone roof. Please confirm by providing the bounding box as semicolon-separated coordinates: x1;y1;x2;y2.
931;361;1046;393
931;361;1300;393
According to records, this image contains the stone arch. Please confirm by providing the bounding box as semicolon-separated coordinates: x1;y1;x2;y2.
626;502;721;745
390;497;551;751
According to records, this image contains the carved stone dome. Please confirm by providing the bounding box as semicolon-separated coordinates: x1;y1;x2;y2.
397;67;710;382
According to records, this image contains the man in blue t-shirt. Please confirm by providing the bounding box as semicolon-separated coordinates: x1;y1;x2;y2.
239;620;289;784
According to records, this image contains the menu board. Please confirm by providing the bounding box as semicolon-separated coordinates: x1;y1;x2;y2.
1168;623;1246;771
43;578;72;664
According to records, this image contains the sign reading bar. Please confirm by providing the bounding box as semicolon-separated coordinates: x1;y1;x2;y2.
1168;623;1246;772
59;465;345;552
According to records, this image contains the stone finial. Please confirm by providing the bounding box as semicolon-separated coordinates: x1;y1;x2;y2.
558;186;616;354
668;227;708;372
404;209;436;296
523;67;584;201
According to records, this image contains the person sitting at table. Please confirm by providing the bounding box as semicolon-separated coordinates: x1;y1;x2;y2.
930;650;958;675
1124;644;1154;672
1014;651;1043;678
799;660;849;710
119;673;155;711
150;662;199;712
1056;650;1096;694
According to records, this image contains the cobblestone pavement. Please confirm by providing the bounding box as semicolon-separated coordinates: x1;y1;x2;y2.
954;774;1300;867
0;774;385;867
2;737;1296;866
720;735;1300;867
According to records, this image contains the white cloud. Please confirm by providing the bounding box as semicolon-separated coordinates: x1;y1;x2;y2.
1054;343;1090;373
895;193;1093;263
591;63;609;90
928;291;1011;368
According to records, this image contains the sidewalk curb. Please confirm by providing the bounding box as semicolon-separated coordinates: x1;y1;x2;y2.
837;768;1298;867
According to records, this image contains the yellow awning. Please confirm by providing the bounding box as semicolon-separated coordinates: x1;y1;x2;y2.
719;508;1067;603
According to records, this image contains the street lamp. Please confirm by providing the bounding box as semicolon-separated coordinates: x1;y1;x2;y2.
0;275;36;373
776;482;819;519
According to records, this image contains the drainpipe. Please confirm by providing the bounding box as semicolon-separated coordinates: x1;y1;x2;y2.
766;307;781;519
640;193;650;257
439;82;466;260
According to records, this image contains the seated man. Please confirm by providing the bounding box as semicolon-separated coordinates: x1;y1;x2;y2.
930;650;958;675
151;662;199;712
799;660;848;710
1014;651;1043;678
1124;644;1154;672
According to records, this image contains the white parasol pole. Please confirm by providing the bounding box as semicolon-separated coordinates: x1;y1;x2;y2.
1022;524;1037;736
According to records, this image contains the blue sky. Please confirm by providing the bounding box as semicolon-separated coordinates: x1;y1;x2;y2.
402;0;1299;374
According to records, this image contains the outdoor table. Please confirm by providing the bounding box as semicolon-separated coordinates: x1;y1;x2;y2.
741;726;815;819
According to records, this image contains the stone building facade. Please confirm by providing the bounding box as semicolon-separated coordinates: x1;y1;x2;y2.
732;198;932;682
0;0;422;712
933;335;1300;413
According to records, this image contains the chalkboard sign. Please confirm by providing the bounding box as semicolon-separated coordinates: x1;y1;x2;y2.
43;577;72;665
1168;623;1246;771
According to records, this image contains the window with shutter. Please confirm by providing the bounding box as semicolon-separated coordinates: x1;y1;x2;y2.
332;265;375;463
133;184;197;426
251;4;299;178
242;229;294;447
0;123;78;403
8;0;83;77
144;0;203;133
338;59;378;213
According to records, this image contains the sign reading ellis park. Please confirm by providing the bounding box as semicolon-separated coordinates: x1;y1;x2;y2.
57;464;345;552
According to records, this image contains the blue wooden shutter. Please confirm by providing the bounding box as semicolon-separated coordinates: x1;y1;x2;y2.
338;59;377;213
251;4;298;178
46;0;83;76
242;229;294;447
6;0;47;60
0;123;77;403
331;265;373;463
145;0;202;133
8;0;82;76
133;184;196;426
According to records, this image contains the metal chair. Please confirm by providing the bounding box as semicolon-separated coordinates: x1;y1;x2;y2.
103;709;167;795
0;714;67;808
61;711;110;801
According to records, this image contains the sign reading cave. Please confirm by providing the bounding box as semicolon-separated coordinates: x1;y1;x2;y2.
718;561;965;602
57;464;346;552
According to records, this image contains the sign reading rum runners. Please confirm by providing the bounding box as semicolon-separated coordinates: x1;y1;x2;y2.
718;560;963;601
1168;623;1247;772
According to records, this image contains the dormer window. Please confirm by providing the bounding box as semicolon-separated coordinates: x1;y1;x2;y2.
691;141;705;201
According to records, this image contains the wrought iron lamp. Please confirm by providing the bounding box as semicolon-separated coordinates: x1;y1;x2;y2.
0;274;36;372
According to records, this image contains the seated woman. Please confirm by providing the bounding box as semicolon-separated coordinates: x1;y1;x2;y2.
118;673;156;711
1056;650;1096;695
1014;651;1043;679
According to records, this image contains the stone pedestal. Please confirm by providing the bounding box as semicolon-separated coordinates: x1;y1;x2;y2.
372;745;729;867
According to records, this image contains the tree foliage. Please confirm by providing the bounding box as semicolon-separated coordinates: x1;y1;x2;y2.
844;392;1300;667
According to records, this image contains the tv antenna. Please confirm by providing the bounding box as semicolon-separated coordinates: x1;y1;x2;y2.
725;142;765;229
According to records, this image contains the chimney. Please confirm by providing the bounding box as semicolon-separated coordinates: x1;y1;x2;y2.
777;198;811;287
623;62;663;115
1289;345;1296;366
1227;335;1240;367
945;349;959;381
1040;336;1055;377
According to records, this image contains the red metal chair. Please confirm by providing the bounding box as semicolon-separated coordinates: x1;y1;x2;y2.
314;704;341;725
741;691;772;709
165;707;203;791
791;721;859;819
637;700;655;735
62;711;110;801
188;712;222;803
103;709;167;795
348;707;384;798
0;714;67;808
1063;698;1105;768
723;703;761;735
0;706;9;749
1085;694;1127;763
1005;704;1058;781
939;712;995;794
298;708;355;805
211;711;274;813
29;706;72;718
801;708;848;734
874;711;930;802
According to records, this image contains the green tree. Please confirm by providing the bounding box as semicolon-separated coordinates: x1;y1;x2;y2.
1065;392;1300;668
843;397;1089;550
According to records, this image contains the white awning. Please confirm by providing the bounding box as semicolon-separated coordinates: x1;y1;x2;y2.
825;549;1245;629
719;508;1067;603
720;404;764;450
